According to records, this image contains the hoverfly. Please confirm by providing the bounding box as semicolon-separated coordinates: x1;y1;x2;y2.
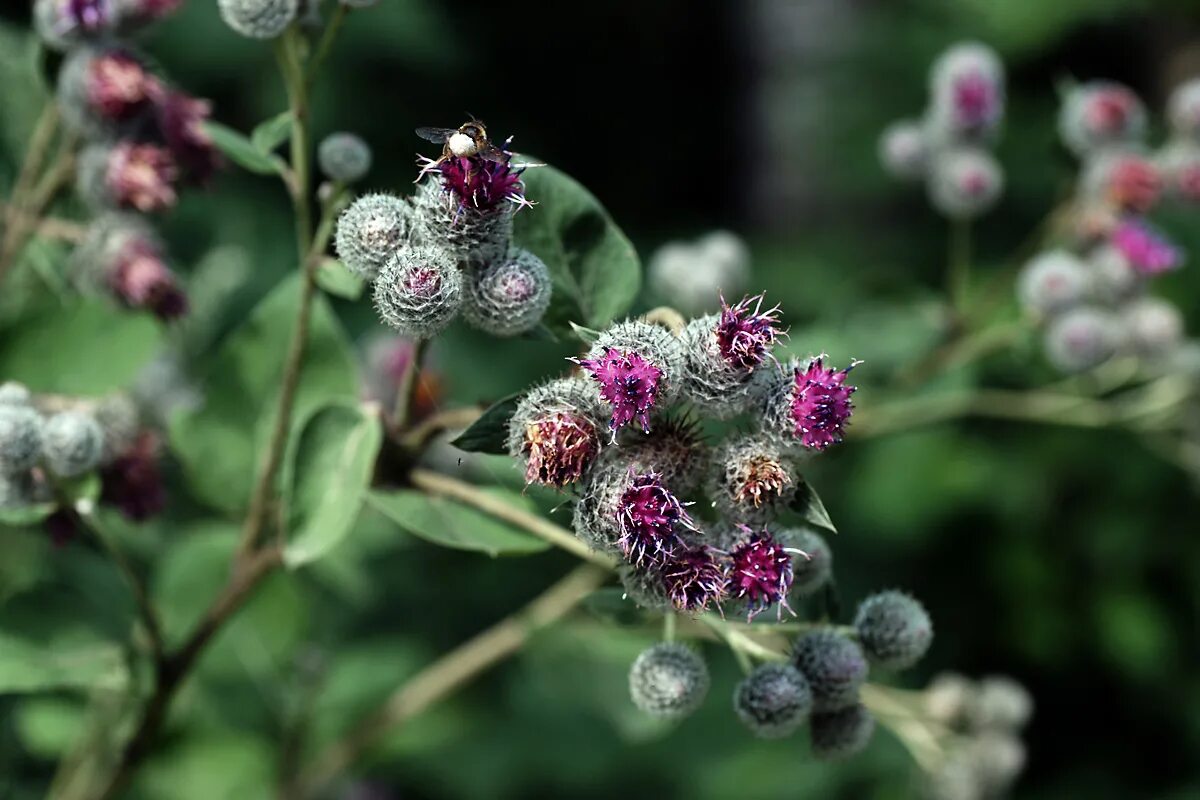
415;119;509;165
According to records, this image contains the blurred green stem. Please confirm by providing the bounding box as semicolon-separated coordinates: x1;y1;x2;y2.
393;338;432;432
947;218;971;318
295;564;610;798
78;510;163;658
305;1;348;87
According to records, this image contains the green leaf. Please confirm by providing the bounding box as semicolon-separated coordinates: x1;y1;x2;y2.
448;393;522;455
0;503;56;528
14;697;85;758
0;631;127;695
0;299;164;395
513;164;641;336
202;121;285;175
169;273;358;513
250;111;293;154
315;258;364;300
284;403;384;568
793;479;836;534
0;23;49;161
366;488;550;556
568;321;602;344
133;735;274;800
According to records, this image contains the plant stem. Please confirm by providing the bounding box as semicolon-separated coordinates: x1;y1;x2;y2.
0;123;76;286
947;218;971;319
408;469;619;568
399;406;484;451
305;2;348;88
663;612;677;643
295;564;609;798
79;511;164;657
392;338;431;431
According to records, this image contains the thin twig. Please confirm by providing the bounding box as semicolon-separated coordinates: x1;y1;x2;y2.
399;406;484;451
295;564;609;797
392;338;431;431
305;2;349;88
79;511;164;657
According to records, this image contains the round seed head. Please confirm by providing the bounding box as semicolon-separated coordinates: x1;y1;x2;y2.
1087;245;1142;305
968;732;1027;794
810;703;875;760
1059;81;1147;158
0;406;45;475
853;590;934;670
506;377;605;488
218;0;298;38
1043;306;1122;373
924;672;974;725
42;411;105;478
1122;296;1184;360
779;525;833;597
733;663;812;739
927;42;1005;143
1168;78;1200;141
0;382;32;408
709;434;797;526
372;245;463;339
927;147;1003;219
969;674;1034;731
878;119;929;180
1016;250;1090;317
792;629;868;712
628;643;709;719
335;193;408;280
461;249;552;337
318;132;372;183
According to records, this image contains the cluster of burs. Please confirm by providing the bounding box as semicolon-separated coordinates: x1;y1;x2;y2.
334;150;552;340
36;0;214;321
878;42;1006;220
1017;78;1200;374
501;295;933;753
0;382;133;511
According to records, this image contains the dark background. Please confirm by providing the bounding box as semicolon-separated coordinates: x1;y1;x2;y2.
2;1;1200;798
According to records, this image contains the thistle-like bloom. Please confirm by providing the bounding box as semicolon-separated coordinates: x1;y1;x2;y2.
87;49;158;121
927;147;1004;220
428;147;530;213
1016;250;1090;316
577;348;665;434
789;358;858;451
105;142;179;212
728;528;795;620
524;412;600;488
616;471;695;567
661;545;730;613
108;237;188;320
100;431;166;521
1111;219;1181;276
715;294;783;371
35;0;114;48
710;435;796;526
155;90;221;184
928;42;1005;141
1058;82;1147;157
1082;152;1161;213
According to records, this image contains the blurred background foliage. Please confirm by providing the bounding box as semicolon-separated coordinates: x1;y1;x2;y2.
2;0;1200;798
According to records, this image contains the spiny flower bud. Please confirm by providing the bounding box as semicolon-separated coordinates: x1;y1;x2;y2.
853;590;934;670
969;732;1028;795
35;0;115;51
781;526;832;596
709;435;797;526
318;132;372;183
0;406;45;475
617;564;671;612
410;178;514;266
617;471;697;568
810;703;875;760
1043;306;1121;373
1157;141;1200;202
970;674;1034;731
335;193;409;280
154;90;221;185
927;147;1003;220
1168;78;1200;141
661;545;730;613
1058;81;1147;158
0;382;32;408
77;142;179;214
927;42;1005;142
878;119;929;181
1121;296;1183;359
73;214;187;320
42;411;105;478
93;393;139;464
617;414;707;495
575;321;684;436
1110;218;1181;276
1080;150;1161;213
100;431;166;521
733;663;812;739
679;294;782;419
58;46;160;139
506;377;604;488
1016;250;1090;317
461;249;553;337
727;527;795;620
763;357;858;452
792;630;868;712
629;643;709;720
218;0;299;38
373;245;463;339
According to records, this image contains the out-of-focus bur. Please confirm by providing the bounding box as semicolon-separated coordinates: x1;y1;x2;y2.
1058;81;1147;158
372;245;464;339
878;120;929;181
647;231;751;316
927;147;1004;220
319;132;373;184
218;0;299;39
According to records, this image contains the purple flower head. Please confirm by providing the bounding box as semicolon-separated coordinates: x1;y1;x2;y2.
100;431;167;521
715;293;783;370
661;546;730;613
576;347;664;434
108;237;188;320
1086;87;1140;136
789;357;858;450
419;138;529;213
617;471;695;568
64;0;112;33
1112;219;1182;276
154;90;221;185
728;527;795;621
952;70;1000;129
106;142;179;213
522;411;600;488
87;50;159;122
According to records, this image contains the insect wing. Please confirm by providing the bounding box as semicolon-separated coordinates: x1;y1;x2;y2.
415;126;457;144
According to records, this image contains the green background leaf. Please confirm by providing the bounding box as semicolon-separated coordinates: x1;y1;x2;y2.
202;121;285;175
448;393;522;455
366;488;550;556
